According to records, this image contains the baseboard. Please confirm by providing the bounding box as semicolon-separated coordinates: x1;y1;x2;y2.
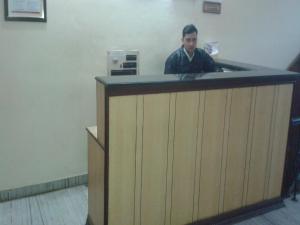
0;174;87;202
188;197;284;225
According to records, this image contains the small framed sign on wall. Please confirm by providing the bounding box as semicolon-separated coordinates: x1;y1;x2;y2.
203;1;222;14
4;0;47;22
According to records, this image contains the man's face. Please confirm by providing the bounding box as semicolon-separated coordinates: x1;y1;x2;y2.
182;32;197;54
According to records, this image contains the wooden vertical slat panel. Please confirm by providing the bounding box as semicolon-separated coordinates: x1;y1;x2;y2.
223;87;252;212
96;82;105;146
193;91;206;221
246;86;275;205
164;93;176;225
218;89;232;214
134;95;143;225
266;84;293;199
109;96;137;225
198;89;227;219
171;91;200;225
242;87;256;206
87;129;105;225
263;87;279;199
88;134;96;225
140;94;170;225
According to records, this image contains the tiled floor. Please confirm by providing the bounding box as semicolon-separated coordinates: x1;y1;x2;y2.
0;185;299;225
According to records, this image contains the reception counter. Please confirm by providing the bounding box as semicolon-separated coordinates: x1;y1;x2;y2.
86;59;300;225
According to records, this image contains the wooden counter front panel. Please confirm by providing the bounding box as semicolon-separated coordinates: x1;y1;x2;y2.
245;86;276;205
197;89;228;219
223;87;253;212
106;84;293;225
140;94;170;225
265;84;293;199
108;96;137;225
170;92;201;225
88;130;104;225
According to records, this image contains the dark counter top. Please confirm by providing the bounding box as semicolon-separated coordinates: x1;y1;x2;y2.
95;59;300;96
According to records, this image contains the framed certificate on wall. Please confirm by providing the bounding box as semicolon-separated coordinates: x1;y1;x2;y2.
4;0;47;22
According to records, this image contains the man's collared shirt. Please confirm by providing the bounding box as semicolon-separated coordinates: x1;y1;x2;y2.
183;47;194;62
164;47;216;74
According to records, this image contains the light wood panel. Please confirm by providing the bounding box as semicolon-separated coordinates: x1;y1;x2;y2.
242;88;257;206
198;89;228;219
165;93;176;225
88;128;104;225
218;89;232;214
266;84;293;199
140;94;170;225
246;86;276;205
263;87;280;199
223;87;253;212
108;96;137;225
102;84;293;225
97;82;105;146
192;91;206;221
170;91;200;225
134;95;144;225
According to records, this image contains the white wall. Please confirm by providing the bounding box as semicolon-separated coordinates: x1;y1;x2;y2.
0;0;299;191
208;0;300;69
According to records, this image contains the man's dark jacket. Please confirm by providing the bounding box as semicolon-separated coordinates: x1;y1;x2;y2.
164;47;216;74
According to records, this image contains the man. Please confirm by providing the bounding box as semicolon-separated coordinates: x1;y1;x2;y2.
164;24;216;74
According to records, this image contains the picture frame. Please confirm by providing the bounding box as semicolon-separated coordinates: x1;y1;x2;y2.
4;0;47;22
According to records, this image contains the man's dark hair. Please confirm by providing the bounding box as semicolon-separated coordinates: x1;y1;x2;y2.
182;24;198;38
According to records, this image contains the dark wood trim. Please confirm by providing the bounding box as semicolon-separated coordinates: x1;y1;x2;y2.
106;79;296;97
216;59;275;71
188;198;284;225
281;83;296;197
104;89;110;225
96;58;300;97
282;80;300;197
216;62;250;71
